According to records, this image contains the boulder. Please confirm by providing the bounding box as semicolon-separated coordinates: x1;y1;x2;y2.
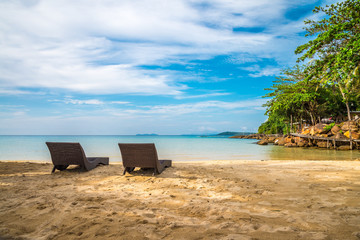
257;140;268;145
341;121;358;131
317;141;328;148
314;123;328;134
353;132;360;140
331;125;341;135
302;128;311;135
344;131;360;139
337;145;352;150
297;142;307;147
284;143;297;147
295;137;306;145
284;137;294;144
267;137;276;143
335;132;346;139
277;138;286;146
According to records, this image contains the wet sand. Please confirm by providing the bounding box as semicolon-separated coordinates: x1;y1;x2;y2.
0;160;360;240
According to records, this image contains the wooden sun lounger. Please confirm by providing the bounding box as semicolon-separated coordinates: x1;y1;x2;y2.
46;142;109;173
118;143;172;175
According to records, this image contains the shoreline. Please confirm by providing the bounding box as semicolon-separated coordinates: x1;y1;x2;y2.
1;160;360;239
1;156;360;164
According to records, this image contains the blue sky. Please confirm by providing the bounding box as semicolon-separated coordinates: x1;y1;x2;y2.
0;0;337;135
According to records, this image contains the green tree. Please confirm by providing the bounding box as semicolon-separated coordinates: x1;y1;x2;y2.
295;0;360;121
263;66;328;128
258;112;288;134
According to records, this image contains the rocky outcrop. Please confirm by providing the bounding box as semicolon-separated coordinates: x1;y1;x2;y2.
230;134;266;139
257;140;268;145
241;119;360;150
317;141;328;148
341;121;358;132
335;132;346;139
337;145;352;150
284;143;297;147
331;125;341;135
344;131;360;139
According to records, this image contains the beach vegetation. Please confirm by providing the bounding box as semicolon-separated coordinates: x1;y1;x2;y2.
260;0;360;134
324;122;336;131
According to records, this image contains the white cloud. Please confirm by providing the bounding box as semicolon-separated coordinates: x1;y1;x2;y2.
0;88;34;95
0;0;312;95
242;65;282;77
50;98;131;105
174;92;230;99
110;101;130;105
116;98;267;116
64;99;104;105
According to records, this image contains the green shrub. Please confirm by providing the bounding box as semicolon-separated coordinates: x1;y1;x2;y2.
324;122;335;131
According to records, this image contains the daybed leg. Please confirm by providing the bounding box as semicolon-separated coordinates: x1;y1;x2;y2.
51;166;56;173
153;169;157;176
123;168;127;175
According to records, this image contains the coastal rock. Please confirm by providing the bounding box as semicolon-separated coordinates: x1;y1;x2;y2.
317;141;328;148
331;125;341;135
295;137;307;147
337;145;352;150
335;133;346;139
284;143;297;147
344;131;360;139
314;123;328;134
284;137;294;144
297;142;307;147
302;128;311;135
354;132;360;139
257;140;268;145
267;137;276;143
277;138;286;146
341;121;357;131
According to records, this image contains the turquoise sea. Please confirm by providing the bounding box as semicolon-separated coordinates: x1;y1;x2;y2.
0;135;359;162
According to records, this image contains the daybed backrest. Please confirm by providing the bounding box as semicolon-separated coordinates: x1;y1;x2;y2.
119;143;158;168
46;142;86;166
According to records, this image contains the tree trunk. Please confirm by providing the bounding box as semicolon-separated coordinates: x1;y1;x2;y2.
306;110;315;126
345;101;353;149
339;84;352;149
290;115;293;133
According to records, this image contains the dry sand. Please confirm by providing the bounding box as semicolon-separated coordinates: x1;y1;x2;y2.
0;160;360;240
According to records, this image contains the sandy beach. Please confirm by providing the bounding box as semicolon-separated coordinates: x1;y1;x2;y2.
0;160;360;240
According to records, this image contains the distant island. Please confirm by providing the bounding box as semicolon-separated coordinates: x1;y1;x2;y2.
217;131;255;136
201;131;255;137
136;134;159;136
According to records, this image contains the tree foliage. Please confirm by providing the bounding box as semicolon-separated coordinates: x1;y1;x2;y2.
296;0;360;120
260;0;360;134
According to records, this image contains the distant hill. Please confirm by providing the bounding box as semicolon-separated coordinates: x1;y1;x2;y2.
217;131;255;136
200;131;255;138
136;133;159;136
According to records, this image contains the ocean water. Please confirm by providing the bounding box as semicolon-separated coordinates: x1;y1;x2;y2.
0;135;358;162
